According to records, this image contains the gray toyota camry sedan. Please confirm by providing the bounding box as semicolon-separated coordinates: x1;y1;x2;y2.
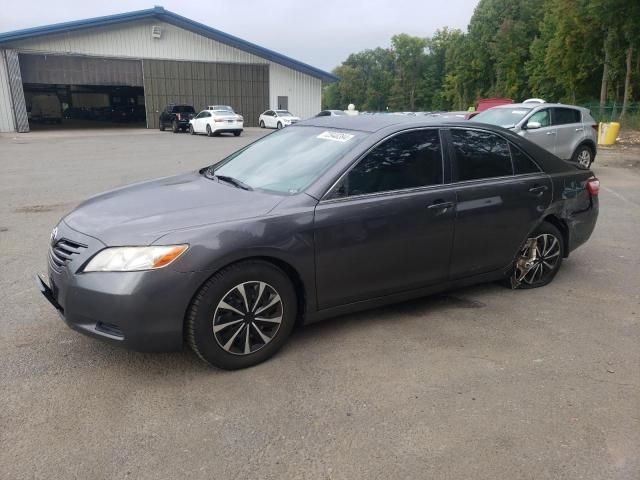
38;116;599;369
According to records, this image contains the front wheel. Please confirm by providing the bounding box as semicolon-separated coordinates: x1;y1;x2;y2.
189;124;195;135
276;122;283;130
259;120;265;128
572;144;593;169
510;222;564;289
234;130;242;137
186;260;297;369
206;124;213;137
172;120;179;133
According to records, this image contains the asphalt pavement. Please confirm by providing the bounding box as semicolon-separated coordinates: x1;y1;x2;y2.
0;127;638;479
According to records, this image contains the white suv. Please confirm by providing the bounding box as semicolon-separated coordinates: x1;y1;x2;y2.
473;103;598;168
258;110;300;129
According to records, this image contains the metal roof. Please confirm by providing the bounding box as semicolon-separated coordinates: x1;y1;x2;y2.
0;6;338;83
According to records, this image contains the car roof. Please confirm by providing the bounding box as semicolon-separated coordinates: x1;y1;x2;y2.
299;114;444;132
489;103;585;110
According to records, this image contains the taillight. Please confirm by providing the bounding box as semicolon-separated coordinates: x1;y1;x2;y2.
586;176;600;196
176;113;182;120
591;123;598;133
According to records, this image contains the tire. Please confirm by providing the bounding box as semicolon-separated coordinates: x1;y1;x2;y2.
234;131;242;137
159;120;165;132
189;124;195;135
277;122;283;130
206;124;213;137
572;144;593;169
172;120;179;133
186;260;297;369
259;120;265;128
509;221;564;289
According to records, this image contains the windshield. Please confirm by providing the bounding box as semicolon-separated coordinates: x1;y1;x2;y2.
172;105;195;113
473;107;532;127
212;127;365;194
276;110;293;117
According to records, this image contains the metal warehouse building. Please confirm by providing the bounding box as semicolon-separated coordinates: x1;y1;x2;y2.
0;6;337;132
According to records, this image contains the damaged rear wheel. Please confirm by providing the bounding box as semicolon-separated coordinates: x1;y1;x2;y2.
510;222;564;289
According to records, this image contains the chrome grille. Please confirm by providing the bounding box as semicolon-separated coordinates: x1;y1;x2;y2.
49;238;87;268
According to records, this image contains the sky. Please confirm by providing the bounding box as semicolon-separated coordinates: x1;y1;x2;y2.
0;0;479;72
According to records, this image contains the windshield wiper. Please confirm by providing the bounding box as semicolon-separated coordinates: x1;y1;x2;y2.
214;174;253;191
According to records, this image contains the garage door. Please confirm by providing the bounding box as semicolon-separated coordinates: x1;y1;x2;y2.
19;54;143;86
143;60;268;128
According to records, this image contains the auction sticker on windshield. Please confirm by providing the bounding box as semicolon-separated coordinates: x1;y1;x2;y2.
317;131;355;142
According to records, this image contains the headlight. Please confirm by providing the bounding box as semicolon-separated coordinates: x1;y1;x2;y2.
83;245;188;272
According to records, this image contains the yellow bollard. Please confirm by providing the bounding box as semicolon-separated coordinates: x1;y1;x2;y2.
598;122;620;145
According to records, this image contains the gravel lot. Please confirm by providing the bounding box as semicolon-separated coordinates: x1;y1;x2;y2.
1;128;639;479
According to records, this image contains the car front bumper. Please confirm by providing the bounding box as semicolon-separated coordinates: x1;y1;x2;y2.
38;222;201;352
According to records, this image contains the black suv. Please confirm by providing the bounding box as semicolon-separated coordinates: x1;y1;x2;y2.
159;104;196;133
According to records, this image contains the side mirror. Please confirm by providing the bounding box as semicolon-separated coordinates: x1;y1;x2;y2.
525;121;541;130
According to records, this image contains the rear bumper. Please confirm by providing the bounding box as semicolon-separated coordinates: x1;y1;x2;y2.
568;196;599;253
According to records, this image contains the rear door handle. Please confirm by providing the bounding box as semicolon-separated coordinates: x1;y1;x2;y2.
546;131;556;136
528;185;548;196
427;200;454;210
575;127;584;132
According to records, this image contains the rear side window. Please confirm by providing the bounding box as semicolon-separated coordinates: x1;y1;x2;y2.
451;129;513;181
510;143;541;174
342;129;443;196
553;108;581;125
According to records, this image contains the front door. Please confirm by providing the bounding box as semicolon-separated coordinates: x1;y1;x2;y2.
520;108;556;155
314;128;456;309
447;128;552;278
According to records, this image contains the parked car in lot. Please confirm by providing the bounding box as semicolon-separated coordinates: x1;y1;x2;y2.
188;108;243;137
315;110;347;117
38;115;599;369
472;103;598;168
259;109;300;129
159;104;196;133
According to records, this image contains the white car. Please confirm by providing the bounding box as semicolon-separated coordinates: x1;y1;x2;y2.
258;109;300;129
189;109;243;137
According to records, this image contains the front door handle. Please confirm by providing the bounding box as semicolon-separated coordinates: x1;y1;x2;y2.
528;185;548;196
546;131;556;136
427;200;454;210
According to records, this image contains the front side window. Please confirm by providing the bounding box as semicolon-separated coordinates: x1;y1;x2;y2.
335;129;443;197
553;108;581;125
527;109;551;127
451;129;513;181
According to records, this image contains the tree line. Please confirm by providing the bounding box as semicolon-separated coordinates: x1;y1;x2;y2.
322;0;640;118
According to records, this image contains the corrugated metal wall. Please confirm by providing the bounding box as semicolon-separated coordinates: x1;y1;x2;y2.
4;19;324;122
143;60;268;128
0;49;16;132
20;54;143;86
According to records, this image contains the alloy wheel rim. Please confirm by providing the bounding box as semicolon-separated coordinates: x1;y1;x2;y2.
513;233;561;286
577;150;591;167
212;281;283;355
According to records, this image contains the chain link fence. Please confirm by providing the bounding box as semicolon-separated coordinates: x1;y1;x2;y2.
581;102;640;123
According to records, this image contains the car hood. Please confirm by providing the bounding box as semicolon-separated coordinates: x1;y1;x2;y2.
63;171;283;246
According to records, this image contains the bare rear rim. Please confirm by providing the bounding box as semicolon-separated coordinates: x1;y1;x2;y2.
512;233;562;286
212;281;283;356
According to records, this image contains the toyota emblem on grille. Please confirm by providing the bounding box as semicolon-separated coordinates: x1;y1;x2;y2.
50;227;58;245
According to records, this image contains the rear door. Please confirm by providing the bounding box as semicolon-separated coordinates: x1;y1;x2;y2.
447;128;552;279
552;107;584;160
314;128;456;308
521;108;556;155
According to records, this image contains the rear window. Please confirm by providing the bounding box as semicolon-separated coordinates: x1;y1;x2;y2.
553;108;581;125
451;129;513;181
171;105;195;113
